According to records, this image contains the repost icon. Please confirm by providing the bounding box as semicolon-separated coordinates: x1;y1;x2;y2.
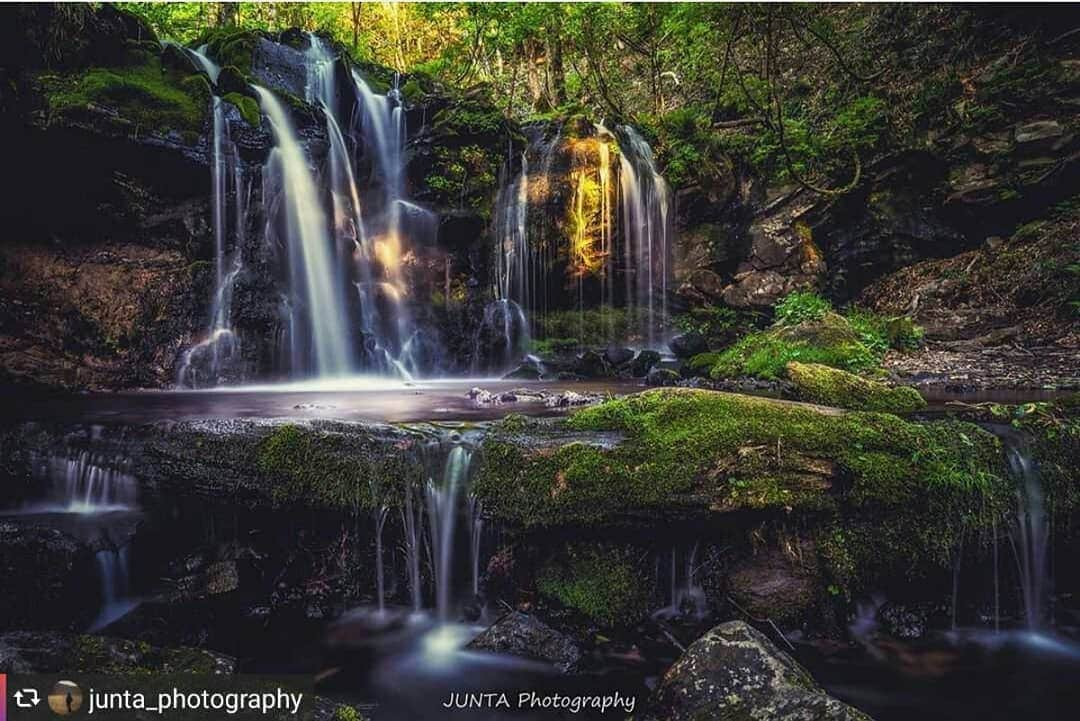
13;685;40;709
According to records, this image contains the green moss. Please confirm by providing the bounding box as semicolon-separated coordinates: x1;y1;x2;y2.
775;290;832;326
204;30;259;74
223;91;260;127
537;542;653;627
709;313;880;380
255;424;417;510
332;706;367;721
786;361;927;413
40;56;209;133
688;351;723;373
475;389;1009;593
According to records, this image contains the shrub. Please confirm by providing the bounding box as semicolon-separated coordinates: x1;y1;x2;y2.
774;291;832;326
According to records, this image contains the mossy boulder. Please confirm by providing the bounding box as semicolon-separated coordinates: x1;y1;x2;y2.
38;55;209;135
786;361;927;413
642;621;873;721
475;389;1009;595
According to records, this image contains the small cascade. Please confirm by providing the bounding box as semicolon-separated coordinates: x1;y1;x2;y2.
176;46;244;388
25;450;138;514
1004;434;1051;630
654;544;707;619
91;544;136;631
374;505;390;612
616;124;671;348
425;444;474;620
256;84;355;378
467;495;484;597
401;484;424;612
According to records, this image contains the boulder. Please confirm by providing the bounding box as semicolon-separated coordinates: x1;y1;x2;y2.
646;367;681;387
0;523;98;631
603;346;635;367
0;632;235;674
643;621;873;721
467;611;582;673
728;546;821;627
785;362;927;413
573;350;610;378
630;350;662;377
669;332;707;359
1014;119;1063;146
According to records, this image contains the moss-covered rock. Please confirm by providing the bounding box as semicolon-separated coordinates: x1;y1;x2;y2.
709;313;881;380
536;542;654;628
786;361;927;413
223;91;260;127
38;55;209;135
475;389;1009;596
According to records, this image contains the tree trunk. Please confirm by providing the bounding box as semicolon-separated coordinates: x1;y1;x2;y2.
350;3;362;52
217;2;237;28
550;32;567;106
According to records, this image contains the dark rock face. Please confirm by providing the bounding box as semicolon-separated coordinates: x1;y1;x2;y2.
631;350;662;377
604;346;635;367
727;546;821;627
669;332;707;358
467;611;583;673
0;632;235;674
0;523;98;632
643;621;873;721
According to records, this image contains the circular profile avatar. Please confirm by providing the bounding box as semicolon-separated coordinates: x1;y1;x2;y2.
48;681;84;715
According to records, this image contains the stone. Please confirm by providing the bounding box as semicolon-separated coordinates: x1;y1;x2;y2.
669;332;707;358
0;523;97;631
603;346;635;367
467;611;582;673
1014;119;1063;145
503;363;542;381
642;621;873;721
630;350;662;377
0;632;235;674
646;367;681;387
573;350;610;378
728;547;821;626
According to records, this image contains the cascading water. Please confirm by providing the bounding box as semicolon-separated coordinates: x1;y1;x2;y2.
425;443;474;620
492;121;672;354
654;543;707;619
256;84;355;378
24;450;138;514
176;47;244;388
1004;434;1051;630
91;544;136;631
615;124;671;348
349;69;437;378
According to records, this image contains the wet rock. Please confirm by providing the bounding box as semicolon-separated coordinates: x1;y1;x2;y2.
0;523;98;631
467;611;582;673
0;632;235;674
877;602;934;640
1014;119;1063;146
543;391;600;408
643;621;873;721
669;332;707;358
631;350;662;377
604;346;635;367
728;546;821;627
573;350;610;378
646;367;681;387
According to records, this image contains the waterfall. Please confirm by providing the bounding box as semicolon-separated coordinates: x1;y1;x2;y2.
401;484;424;612
468;495;484;597
616;124;671;348
1005;435;1051;630
654;543;707;619
255;84;354;377
90;545;136;631
374;505;390;612
176;47;244;388
493;121;672;351
425;444;473;620
485;151;532;370
23;450;138;514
